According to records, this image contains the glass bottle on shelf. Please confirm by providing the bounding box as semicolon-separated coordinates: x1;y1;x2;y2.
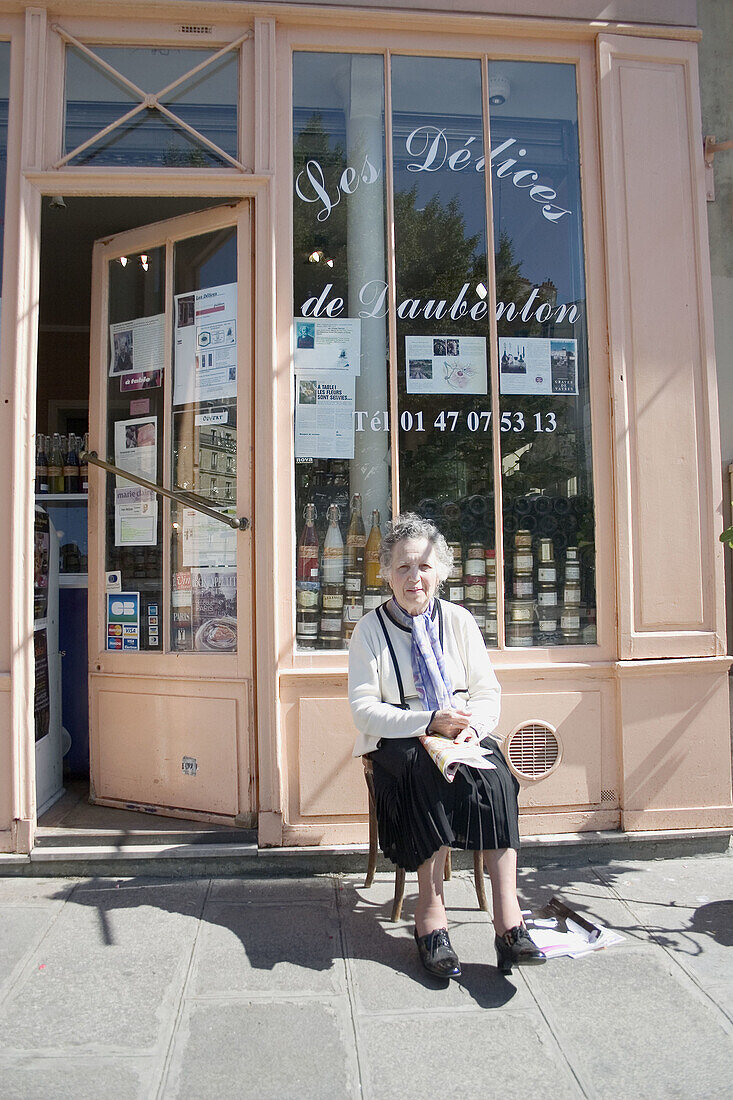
80;433;89;493
296;501;321;638
36;435;49;494
345;493;366;573
297;503;320;584
322;503;344;585
63;434;80;493
48;433;64;494
365;508;382;589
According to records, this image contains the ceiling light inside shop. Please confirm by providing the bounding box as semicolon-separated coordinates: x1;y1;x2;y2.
140;254;149;271
308;250;323;263
476;282;487;299
119;256;128;267
489;76;510;106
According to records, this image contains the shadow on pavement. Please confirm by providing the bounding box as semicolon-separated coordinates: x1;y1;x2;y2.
51;874;520;1009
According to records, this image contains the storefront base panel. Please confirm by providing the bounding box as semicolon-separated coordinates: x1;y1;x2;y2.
518;809;620;835
0;830;13;855
90;675;252;821
622;807;733;831
617;659;733;823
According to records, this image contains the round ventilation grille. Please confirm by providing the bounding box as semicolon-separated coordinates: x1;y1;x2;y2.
505;721;561;780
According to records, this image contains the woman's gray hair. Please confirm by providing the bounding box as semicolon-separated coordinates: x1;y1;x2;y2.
379;512;453;585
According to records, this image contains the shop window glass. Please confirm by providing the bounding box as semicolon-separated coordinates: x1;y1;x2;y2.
391;56;497;646
105;248;165;650
490;61;595;646
292;52;597;653
170;227;238;653
292;53;391;650
64;46;238;167
0;42;10;327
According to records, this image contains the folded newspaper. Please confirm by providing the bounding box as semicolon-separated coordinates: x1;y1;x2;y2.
524;896;624;959
419;734;497;782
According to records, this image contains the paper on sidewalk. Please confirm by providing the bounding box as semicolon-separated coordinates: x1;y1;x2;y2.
525;896;625;959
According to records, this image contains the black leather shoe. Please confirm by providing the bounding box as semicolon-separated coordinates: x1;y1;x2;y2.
414;927;461;978
495;923;547;975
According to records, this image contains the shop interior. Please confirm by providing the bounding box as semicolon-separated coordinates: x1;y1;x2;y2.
33;193;243;842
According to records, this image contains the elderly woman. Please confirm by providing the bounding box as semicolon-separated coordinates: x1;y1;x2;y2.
348;513;545;978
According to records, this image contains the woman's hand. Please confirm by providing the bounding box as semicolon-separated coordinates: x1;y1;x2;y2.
428;707;473;740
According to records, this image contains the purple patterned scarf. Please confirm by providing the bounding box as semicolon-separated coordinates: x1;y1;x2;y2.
389;598;454;710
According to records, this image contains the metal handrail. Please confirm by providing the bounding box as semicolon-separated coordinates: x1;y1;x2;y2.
81;451;249;531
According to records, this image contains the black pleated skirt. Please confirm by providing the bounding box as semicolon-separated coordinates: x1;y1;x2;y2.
370;736;521;872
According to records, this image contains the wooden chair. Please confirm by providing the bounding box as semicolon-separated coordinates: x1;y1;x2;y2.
363;756;489;922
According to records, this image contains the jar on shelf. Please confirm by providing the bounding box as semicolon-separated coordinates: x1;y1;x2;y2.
514;528;532;551
560;605;582;641
321;583;344;613
485;550;497;599
563;578;581;605
565;546;581;582
363;587;383;612
296;610;319;648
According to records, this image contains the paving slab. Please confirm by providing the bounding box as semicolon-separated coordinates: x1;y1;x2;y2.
193;902;345;996
70;876;210;894
340;894;532;1014
165;1000;359;1100
594;855;733;908
0;1055;156;1100
0;878;78;903
618;896;733;1019
209;875;336;906
0;908;61;999
359;1011;582;1100
0;884;205;1051
523;944;733;1099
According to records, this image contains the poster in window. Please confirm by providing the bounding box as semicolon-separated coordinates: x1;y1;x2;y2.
293;317;361;376
109;314;165;378
113;416;157;490
405;335;487;395
114;486;158;547
294;372;355;460
191;567;237;652
173;283;237;405
34;629;50;742
499;337;578;396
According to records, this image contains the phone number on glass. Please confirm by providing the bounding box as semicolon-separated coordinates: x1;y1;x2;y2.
353;410;557;433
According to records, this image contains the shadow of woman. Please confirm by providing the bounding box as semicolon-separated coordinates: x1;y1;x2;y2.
52;874;518;1009
689;900;733;947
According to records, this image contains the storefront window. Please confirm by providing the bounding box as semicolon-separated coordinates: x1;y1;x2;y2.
391;56;497;646
490;61;595;646
105;248;165;651
170;227;238;652
292;52;596;652
292;53;391;650
64;46;238;167
0;41;10;332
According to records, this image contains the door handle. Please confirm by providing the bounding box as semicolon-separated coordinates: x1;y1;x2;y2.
81;452;250;531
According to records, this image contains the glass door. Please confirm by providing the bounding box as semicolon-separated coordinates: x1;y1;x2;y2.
87;202;254;823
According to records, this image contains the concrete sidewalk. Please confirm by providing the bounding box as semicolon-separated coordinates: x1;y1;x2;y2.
1;851;733;1099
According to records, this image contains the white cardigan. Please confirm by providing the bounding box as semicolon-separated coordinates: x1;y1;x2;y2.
348;599;501;757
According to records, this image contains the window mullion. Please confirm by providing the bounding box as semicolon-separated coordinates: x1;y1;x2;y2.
384;49;400;518
153;30;252;102
481;54;506;648
52;24;147;98
53;101;147;169
155;102;246;171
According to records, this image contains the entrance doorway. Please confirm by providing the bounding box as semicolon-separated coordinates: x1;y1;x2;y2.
35;195;255;832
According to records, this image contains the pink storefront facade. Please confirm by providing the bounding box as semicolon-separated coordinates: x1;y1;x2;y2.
1;0;731;856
